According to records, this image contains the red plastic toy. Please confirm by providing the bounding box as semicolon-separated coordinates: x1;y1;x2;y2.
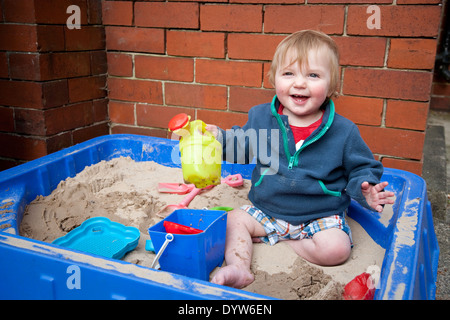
163;221;203;235
343;272;375;300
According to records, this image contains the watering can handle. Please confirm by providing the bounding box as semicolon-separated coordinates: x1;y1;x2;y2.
151;233;174;269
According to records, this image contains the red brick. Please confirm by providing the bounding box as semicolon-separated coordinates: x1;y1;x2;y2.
102;0;133;26
263;63;273;89
105;26;165;54
107;53;133;77
90;51;107;75
42;80;70;109
229;87;275;113
309;0;391;2
36;25;65;52
388;39;437;70
397;0;441;3
0;106;14;132
109;101;135;125
432;82;450;96
333;96;383;126
87;0;103;25
14;109;46;135
385;100;428;131
381;158;422;176
201;4;262;32
196;59;262;87
228;34;285;61
39;52;92;80
65;26;105;51
135;56;194;82
167;31;225;59
135;2;199;29
430;96;450;111
9;53;41;81
111;125;168;139
359;125;425;160
93;99;108;123
0;133;47;161
0;53;8;78
34;0;87;24
333;37;386;67
9;52;90;81
264;5;345;34
0;80;43;108
343;68;432;101
46;131;74;155
165;83;228;110
68;75;107;103
0;24;38;51
3;0;36;23
231;0;304;3
45;102;95;135
136;105;194;129
197;110;248;130
347;5;441;37
107;78;163;104
73;122;110;145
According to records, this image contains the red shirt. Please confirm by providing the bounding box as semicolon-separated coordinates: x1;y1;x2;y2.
278;104;323;145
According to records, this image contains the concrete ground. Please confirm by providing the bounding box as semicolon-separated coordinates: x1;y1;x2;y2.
424;110;450;300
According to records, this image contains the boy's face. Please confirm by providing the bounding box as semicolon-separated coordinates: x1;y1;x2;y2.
274;47;331;125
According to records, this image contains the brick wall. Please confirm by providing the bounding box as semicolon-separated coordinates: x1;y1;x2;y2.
0;0;108;170
103;0;444;176
0;1;446;176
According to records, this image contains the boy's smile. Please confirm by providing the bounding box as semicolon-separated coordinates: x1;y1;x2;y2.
275;47;331;127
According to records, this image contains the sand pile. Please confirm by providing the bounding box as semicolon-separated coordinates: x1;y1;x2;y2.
20;156;386;300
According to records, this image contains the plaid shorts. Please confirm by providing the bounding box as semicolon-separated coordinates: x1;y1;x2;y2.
241;205;353;246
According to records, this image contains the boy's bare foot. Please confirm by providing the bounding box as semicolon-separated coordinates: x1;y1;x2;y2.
211;264;254;289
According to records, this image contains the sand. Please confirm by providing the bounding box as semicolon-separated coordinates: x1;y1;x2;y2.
19;156;386;300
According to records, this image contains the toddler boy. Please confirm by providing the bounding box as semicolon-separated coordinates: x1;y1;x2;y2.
207;30;395;289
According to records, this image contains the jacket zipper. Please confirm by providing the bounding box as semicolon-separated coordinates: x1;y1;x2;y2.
271;96;335;169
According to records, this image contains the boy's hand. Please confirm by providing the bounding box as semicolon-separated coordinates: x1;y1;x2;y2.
361;181;395;213
205;124;219;138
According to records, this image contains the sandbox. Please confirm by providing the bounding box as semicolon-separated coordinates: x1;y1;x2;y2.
0;134;439;299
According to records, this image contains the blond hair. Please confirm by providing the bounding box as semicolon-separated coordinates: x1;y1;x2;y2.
268;30;340;98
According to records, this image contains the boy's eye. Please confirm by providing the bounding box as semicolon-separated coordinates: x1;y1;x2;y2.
283;72;294;76
309;73;319;78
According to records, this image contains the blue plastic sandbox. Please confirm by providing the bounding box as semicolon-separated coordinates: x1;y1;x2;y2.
0;134;440;300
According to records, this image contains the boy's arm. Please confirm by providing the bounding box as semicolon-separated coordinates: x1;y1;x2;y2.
205;109;257;165
343;125;386;211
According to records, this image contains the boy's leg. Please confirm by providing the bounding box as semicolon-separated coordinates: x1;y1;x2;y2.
286;228;351;266
211;208;266;289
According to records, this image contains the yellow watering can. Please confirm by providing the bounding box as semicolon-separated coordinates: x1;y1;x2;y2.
169;113;222;188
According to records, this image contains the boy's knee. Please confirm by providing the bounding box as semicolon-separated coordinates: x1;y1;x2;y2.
323;241;351;265
226;208;266;237
227;209;245;225
314;229;351;266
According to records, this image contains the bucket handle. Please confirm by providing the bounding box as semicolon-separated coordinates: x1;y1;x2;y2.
151;233;174;270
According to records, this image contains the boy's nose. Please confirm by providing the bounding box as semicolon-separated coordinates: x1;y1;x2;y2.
293;75;307;88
